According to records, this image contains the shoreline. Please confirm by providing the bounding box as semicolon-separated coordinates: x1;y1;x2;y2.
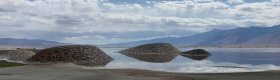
98;45;280;48
1;64;280;80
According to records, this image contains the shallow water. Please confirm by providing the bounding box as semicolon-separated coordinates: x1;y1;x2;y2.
1;48;280;73
101;48;280;73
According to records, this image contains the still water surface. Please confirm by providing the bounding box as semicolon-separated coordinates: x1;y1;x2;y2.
1;48;279;73
99;48;280;73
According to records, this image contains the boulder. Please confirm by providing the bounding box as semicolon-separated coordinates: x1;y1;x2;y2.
26;45;113;66
0;50;36;61
180;49;211;60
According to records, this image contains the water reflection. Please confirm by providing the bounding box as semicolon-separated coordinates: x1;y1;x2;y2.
180;49;211;60
119;53;179;63
73;60;112;67
179;48;280;66
2;48;280;73
101;48;280;73
207;52;280;66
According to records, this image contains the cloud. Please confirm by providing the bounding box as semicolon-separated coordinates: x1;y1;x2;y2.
227;0;244;4
0;0;280;44
271;0;280;3
0;8;16;12
55;19;83;26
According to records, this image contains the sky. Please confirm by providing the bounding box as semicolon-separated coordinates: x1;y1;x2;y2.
1;0;280;45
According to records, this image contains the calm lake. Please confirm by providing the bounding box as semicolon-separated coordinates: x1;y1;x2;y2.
1;48;280;73
100;48;280;73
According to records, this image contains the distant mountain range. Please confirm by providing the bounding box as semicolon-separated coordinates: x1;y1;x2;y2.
1;25;280;47
105;25;280;46
242;31;280;45
0;38;69;47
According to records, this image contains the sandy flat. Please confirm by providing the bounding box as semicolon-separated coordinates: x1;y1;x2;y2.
1;64;280;80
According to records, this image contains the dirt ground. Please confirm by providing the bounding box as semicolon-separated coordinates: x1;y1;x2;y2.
0;63;280;80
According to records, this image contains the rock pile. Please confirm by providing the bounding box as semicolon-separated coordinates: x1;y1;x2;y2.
26;45;113;66
0;50;36;61
180;49;211;60
121;53;179;63
119;43;182;54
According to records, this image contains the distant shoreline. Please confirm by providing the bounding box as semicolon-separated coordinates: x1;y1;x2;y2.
97;45;280;48
1;45;280;50
176;45;280;48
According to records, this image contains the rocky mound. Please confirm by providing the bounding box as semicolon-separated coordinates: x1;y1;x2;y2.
119;43;182;54
0;50;36;61
180;49;211;60
26;45;113;65
121;53;179;63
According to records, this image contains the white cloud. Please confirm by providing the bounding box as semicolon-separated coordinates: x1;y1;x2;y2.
271;0;280;3
153;0;230;17
0;0;280;44
63;36;89;41
227;0;244;4
193;0;214;3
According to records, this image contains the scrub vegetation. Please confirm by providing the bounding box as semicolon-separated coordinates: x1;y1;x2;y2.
0;60;25;68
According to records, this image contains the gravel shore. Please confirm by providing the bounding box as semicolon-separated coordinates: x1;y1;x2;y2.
1;64;280;80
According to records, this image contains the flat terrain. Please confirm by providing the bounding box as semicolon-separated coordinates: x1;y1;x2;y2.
1;45;280;51
0;64;280;80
